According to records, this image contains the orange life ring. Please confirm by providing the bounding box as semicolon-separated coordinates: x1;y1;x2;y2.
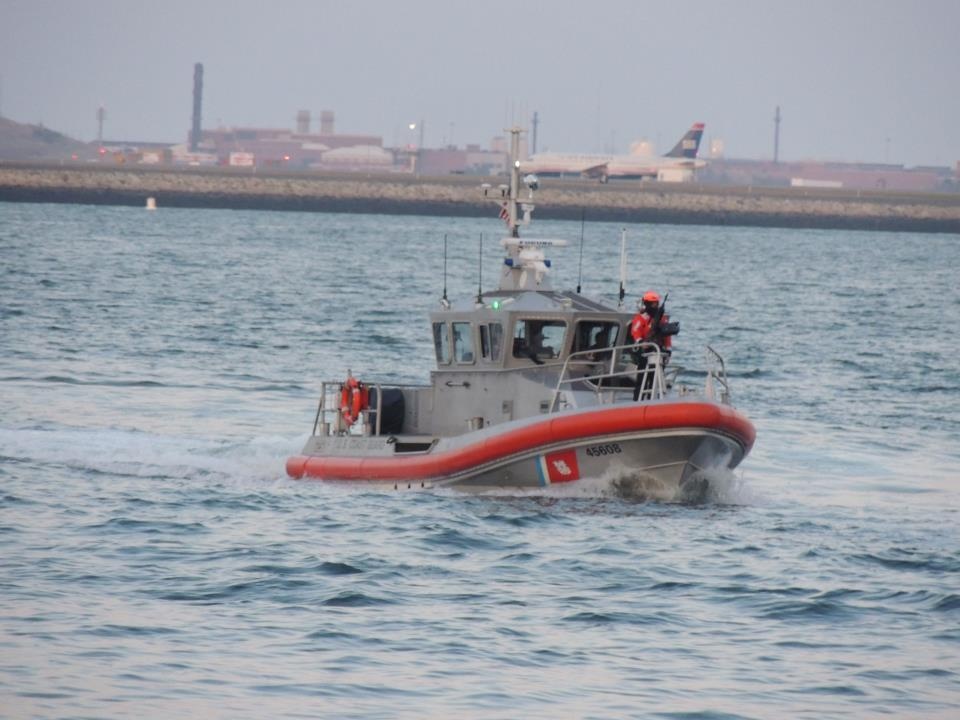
339;377;369;427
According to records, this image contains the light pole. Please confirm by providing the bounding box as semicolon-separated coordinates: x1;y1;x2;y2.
407;123;417;173
408;120;424;175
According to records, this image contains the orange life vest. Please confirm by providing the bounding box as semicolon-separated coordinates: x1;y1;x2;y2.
630;311;673;350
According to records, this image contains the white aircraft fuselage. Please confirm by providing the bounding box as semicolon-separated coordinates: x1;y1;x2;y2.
523;122;706;182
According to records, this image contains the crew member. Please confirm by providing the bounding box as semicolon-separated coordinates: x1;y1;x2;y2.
630;291;674;400
585;326;612;361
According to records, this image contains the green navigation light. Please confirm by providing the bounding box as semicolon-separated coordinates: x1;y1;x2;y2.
491;299;502;310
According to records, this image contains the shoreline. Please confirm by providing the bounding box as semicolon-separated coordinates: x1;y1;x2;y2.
2;162;959;233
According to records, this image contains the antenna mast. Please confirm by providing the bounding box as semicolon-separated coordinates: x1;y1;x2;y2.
482;126;533;238
476;233;483;304
577;210;585;294
507;128;522;237
481;127;563;292
441;234;449;308
618;228;627;309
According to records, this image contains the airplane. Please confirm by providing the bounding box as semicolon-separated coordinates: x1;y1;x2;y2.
521;122;706;183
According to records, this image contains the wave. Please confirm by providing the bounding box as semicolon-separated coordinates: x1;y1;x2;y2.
853;550;960;574
1;424;760;511
0;425;302;485
463;463;758;506
0;374;309;393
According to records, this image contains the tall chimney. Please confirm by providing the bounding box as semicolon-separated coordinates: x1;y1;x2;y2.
320;110;335;135
190;63;203;151
296;110;311;134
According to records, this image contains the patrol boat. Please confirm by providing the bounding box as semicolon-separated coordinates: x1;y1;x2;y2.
286;129;755;498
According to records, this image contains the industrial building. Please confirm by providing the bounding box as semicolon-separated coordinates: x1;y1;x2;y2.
699;158;958;193
196;112;388;170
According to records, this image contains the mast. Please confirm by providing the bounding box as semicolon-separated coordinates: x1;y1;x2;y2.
481;128;567;292
484;126;535;239
506;126;523;237
618;228;627;309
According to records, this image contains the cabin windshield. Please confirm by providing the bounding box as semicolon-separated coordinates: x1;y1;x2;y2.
573;321;620;358
512;319;566;362
452;322;475;363
480;322;504;362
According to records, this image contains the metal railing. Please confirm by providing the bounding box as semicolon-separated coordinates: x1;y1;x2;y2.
311;377;384;437
549;342;671;411
704;345;731;404
550;342;731;411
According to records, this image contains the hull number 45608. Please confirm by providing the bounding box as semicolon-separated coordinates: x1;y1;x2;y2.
585;443;622;457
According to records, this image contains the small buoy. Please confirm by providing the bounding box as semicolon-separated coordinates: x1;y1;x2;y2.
145;197;157;210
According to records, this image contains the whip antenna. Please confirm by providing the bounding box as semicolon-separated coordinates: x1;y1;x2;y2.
576;209;585;294
441;234;449;307
618;227;627;310
476;232;483;304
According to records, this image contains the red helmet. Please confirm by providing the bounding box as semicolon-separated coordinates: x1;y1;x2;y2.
642;290;660;304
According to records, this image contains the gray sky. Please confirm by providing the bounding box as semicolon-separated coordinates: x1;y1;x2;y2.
1;0;957;167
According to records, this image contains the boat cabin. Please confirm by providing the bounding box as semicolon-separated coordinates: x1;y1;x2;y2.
388;286;639;436
429;290;632;372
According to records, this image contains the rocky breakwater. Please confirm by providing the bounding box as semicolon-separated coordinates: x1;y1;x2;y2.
543;183;960;233
1;163;959;233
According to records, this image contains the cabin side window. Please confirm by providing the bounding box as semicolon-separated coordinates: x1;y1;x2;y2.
512;319;566;362
433;322;451;364
573;321;620;358
479;323;504;362
452;322;475;364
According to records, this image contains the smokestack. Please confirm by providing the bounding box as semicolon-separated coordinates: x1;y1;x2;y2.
97;106;105;145
320;110;335;135
296;110;310;134
190;63;203;152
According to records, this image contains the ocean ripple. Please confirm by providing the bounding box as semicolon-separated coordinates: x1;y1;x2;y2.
1;205;959;718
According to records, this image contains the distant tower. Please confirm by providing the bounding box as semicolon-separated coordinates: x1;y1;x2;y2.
320;110;335;135
296;110;311;134
531;111;539;156
773;105;781;163
190;63;204;152
96;106;105;145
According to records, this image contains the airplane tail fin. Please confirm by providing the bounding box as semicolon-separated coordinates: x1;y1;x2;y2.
664;123;705;159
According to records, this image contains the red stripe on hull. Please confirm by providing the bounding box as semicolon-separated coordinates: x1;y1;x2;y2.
286;401;755;482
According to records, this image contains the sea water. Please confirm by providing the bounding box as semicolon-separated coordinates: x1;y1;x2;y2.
1;202;958;719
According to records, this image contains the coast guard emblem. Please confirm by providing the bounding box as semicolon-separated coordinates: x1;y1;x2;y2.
537;449;581;485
